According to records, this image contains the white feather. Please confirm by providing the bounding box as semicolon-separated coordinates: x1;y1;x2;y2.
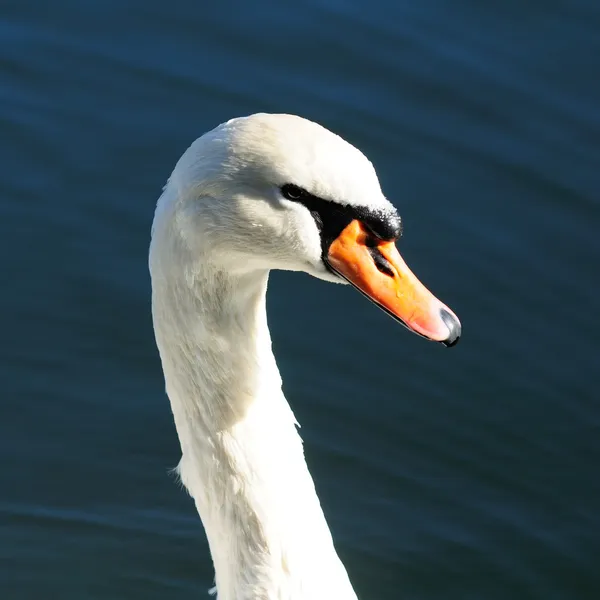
150;114;394;599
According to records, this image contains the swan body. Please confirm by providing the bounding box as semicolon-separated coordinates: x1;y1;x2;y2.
149;114;460;600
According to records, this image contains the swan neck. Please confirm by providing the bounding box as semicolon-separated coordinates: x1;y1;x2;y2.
150;251;357;600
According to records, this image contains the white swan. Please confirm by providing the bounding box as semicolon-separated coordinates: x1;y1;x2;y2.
149;113;460;600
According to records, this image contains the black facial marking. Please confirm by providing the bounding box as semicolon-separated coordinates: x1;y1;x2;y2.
280;184;401;259
359;209;402;241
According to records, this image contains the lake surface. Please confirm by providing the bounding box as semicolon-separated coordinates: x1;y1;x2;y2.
1;1;599;598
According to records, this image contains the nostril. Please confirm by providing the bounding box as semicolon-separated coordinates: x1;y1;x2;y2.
440;308;461;347
367;246;395;277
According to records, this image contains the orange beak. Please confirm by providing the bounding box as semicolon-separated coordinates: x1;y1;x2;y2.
327;220;461;346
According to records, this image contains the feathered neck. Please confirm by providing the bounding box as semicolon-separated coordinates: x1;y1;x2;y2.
149;207;357;600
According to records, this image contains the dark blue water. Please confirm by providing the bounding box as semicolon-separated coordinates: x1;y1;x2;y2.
1;1;599;598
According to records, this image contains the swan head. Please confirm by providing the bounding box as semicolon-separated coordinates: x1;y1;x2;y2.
154;113;460;346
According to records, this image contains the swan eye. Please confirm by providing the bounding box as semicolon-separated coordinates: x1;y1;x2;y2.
281;184;308;201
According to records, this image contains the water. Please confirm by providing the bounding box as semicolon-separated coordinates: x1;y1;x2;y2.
1;1;599;598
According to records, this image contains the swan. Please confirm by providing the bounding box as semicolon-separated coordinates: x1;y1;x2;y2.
149;113;460;600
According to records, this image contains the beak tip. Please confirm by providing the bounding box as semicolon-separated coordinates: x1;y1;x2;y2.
439;308;461;347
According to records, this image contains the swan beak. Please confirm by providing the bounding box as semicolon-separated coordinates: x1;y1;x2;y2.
326;220;461;346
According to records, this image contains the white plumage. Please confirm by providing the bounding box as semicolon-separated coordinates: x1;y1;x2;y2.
149;113;459;599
